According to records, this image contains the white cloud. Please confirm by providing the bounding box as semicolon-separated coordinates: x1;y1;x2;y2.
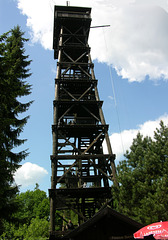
14;162;48;188
17;0;53;49
103;114;168;162
16;0;168;82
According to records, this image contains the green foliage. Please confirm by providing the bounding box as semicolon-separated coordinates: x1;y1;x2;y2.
14;187;50;225
112;121;168;225
0;26;32;233
0;186;50;239
24;217;49;240
1;218;49;240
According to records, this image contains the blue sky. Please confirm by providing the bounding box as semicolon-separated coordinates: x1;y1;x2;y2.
1;0;168;193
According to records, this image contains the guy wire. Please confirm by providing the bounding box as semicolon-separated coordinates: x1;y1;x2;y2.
102;28;125;155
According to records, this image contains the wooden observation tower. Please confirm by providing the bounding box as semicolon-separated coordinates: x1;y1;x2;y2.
49;5;118;239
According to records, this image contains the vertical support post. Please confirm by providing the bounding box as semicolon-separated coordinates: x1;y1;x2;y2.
50;27;63;234
88;53;118;187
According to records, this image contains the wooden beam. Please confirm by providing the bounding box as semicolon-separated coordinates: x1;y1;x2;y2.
77;86;92;101
51;153;114;160
82;132;103;155
56;194;88;221
82;105;100;121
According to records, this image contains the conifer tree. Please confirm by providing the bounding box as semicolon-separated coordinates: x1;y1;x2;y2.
112;121;168;225
0;26;32;232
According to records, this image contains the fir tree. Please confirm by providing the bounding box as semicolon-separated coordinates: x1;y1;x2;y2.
0;26;32;233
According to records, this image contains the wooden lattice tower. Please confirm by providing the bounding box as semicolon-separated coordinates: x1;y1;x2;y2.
49;5;118;239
